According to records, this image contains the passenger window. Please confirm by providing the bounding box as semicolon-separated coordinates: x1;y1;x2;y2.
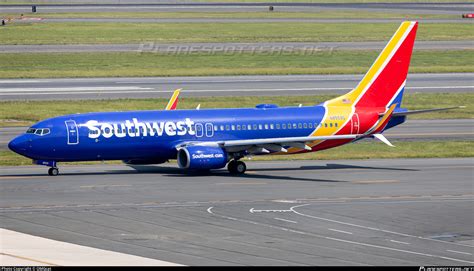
298;123;302;129
309;123;313;128
288;123;291;129
335;123;338;127
324;123;328;128
253;124;257;130
225;125;230;131
237;125;241;130
270;124;274;129
242;125;247;130
276;124;280;129
247;124;252;130
282;124;286;129
258;124;263;130
330;123;333;128
220;125;224;131
231;125;236;131
293;123;297;129
264;124;269;130
303;123;308;128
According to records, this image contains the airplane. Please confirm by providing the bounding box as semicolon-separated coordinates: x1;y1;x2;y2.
8;21;462;176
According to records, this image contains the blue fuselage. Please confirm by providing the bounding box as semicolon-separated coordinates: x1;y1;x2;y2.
10;105;330;162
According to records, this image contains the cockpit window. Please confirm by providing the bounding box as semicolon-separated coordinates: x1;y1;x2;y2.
26;127;50;136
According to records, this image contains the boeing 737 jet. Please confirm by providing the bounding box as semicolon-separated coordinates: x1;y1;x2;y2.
8;21;461;176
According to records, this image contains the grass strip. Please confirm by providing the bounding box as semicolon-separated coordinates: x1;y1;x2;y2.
0;50;472;79
1;0;472;4
1;23;472;45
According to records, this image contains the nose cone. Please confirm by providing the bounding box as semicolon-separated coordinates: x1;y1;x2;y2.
8;136;29;156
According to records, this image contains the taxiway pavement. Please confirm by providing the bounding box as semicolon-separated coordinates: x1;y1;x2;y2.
1;73;472;101
1;2;472;14
0;158;473;265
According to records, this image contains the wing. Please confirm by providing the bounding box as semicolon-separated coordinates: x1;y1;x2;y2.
176;134;359;154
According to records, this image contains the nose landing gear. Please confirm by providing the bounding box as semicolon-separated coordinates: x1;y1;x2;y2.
48;167;59;176
227;160;247;174
33;160;59;176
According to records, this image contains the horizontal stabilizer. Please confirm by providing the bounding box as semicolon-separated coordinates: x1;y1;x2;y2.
373;134;395;147
392;106;464;116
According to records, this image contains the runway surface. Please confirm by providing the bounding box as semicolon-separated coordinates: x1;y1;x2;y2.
2;40;472;53
1;73;472;101
1;158;473;265
2;119;473;151
1;2;473;14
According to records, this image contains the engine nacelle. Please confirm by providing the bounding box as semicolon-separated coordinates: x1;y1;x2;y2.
177;146;228;170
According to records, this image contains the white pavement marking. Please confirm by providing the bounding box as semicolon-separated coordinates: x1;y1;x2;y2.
0;228;182;266
0;87;153;92
390;240;411;245
290;204;474;248
250;208;293;213
115;76;353;84
447;250;473;256
207;207;474;264
328;228;353;235
0;80;47;83
274;218;298;224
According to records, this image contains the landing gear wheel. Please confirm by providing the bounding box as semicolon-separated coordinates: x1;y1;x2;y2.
228;160;246;174
48;167;59;176
227;160;237;174
235;161;246;174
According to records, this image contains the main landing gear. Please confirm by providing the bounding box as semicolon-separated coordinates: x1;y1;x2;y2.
48;167;59;176
227;160;246;175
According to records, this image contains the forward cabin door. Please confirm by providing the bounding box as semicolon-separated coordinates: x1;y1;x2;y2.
65;120;79;145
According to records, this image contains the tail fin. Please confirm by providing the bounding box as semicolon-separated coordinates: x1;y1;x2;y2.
327;21;418;109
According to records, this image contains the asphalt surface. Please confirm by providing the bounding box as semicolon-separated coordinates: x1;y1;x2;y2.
2;40;472;53
1;158;473;265
1;73;472;101
1;2;473;14
2;119;473;151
